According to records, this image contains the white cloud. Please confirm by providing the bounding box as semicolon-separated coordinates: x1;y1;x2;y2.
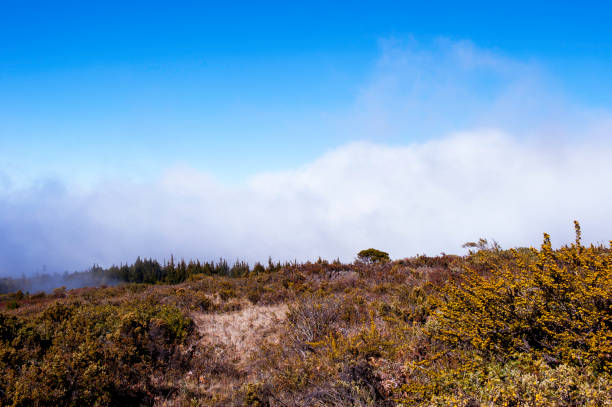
1;128;611;275
1;39;611;275
335;38;602;147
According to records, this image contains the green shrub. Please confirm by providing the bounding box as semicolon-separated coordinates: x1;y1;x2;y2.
0;300;193;406
243;382;270;407
219;287;237;301
357;248;390;264
252;262;266;275
6;299;19;310
247;289;262;304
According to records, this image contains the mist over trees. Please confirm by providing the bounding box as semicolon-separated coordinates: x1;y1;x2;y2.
0;270;116;295
0;256;283;294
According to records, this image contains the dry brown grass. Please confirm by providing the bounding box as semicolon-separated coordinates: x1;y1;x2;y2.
192;304;288;363
158;304;289;405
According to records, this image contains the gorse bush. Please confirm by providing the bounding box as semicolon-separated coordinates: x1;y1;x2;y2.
397;222;612;405
432;221;611;372
422;355;612;407
0;300;193;406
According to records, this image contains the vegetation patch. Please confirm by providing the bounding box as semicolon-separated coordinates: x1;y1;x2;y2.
0;222;609;406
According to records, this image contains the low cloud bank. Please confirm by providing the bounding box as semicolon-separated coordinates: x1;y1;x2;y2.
0;271;118;294
1;129;611;276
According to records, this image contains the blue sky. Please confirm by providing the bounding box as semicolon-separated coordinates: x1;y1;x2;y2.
1;1;612;274
2;1;612;182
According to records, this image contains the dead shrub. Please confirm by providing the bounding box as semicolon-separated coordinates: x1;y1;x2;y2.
286;296;342;356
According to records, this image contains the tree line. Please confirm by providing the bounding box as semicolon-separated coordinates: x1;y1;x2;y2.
93;256;280;284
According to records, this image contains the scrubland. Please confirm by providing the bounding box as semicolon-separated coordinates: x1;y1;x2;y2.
0;222;610;406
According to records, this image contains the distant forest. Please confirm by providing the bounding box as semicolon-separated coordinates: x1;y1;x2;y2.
0;256;291;294
95;256;288;284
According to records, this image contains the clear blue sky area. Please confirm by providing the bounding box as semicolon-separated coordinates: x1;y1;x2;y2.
1;1;611;183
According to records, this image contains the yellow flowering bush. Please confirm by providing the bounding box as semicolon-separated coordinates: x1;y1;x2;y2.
398;222;611;405
431;221;611;372
427;355;612;406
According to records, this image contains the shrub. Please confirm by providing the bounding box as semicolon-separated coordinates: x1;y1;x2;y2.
247;289;262;304
219;287;237;301
243;382;271;407
52;286;67;298
252;262;266;275
6;299;19;310
426;356;612;406
432;221;611;371
357;249;390;264
286;296;342;355
0;301;193;406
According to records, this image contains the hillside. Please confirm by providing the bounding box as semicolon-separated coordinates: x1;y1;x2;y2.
0;223;610;406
